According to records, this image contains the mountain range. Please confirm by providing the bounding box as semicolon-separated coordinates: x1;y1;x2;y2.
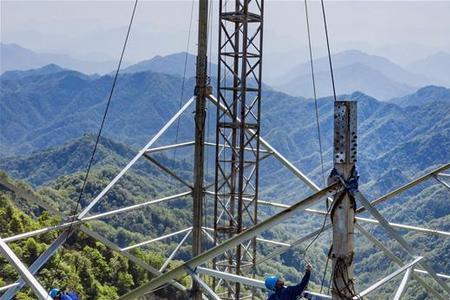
1;63;449;196
0;43;121;74
3;42;450;101
121;52;218;79
274;50;449;100
0;65;196;155
390;85;450;107
1;60;449;299
407;51;450;86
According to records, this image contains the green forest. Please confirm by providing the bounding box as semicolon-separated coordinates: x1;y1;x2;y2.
0;66;449;299
0;182;191;300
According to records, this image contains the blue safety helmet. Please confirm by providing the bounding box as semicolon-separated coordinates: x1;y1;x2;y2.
49;288;61;298
265;275;279;291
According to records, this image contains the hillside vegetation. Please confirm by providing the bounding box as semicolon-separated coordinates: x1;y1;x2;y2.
0;186;188;300
1;64;449;299
1;135;449;299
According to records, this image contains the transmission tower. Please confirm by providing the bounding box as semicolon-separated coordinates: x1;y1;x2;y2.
212;0;264;298
2;2;450;300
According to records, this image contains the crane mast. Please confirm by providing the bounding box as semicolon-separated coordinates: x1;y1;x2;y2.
213;0;264;298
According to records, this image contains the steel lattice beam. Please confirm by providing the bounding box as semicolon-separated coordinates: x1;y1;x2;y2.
213;0;264;298
159;230;192;273
355;224;445;300
196;267;331;299
3;192;191;243
0;238;51;300
118;183;338;300
393;267;412;300
355;191;450;296
0;99;196;299
434;175;450;190
121;227;193;251
355;256;423;298
243;199;450;238
355;163;450;214
0;284;16;293
1;229;75;300
77;96;195;220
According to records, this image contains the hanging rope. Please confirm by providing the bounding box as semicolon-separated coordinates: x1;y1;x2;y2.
303;0;326;188
303;0;332;292
320;0;338;102
301;201;332;260
172;0;196;170
320;244;332;294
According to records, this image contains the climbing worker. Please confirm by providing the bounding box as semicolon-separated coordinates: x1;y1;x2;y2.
49;288;80;300
265;264;312;300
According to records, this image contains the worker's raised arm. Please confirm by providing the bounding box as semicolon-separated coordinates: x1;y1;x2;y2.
284;264;312;298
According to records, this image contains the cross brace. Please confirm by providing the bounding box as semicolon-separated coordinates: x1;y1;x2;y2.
0;238;52;300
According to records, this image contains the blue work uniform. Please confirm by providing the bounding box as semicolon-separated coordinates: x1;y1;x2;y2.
268;271;311;300
61;291;80;300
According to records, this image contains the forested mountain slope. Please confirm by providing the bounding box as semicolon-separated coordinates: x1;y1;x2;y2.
1;64;449;299
1;65;449;179
0;67;196;155
1;135;449;299
0;179;189;300
390;85;450;107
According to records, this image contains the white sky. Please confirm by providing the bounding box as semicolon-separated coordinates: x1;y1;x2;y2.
1;1;450;67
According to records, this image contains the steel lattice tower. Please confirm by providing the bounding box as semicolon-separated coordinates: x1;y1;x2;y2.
2;2;450;300
213;0;264;298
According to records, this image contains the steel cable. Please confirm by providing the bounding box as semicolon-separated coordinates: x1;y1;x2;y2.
65;0;138;240
301;3;331;291
320;0;338;102
304;0;326;188
71;0;138;222
172;0;196;170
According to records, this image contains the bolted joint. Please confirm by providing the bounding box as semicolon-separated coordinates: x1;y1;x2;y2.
329;166;359;194
194;84;212;97
334;101;357;165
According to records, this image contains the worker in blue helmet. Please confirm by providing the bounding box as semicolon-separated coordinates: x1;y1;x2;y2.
265;264;312;300
49;288;80;300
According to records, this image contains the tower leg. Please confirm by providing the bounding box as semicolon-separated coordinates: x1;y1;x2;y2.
330;101;358;299
192;1;210;299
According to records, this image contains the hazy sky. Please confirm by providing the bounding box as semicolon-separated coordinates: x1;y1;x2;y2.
2;0;450;69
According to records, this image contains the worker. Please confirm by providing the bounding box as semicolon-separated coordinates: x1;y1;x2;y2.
49;288;80;300
265;264;312;300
